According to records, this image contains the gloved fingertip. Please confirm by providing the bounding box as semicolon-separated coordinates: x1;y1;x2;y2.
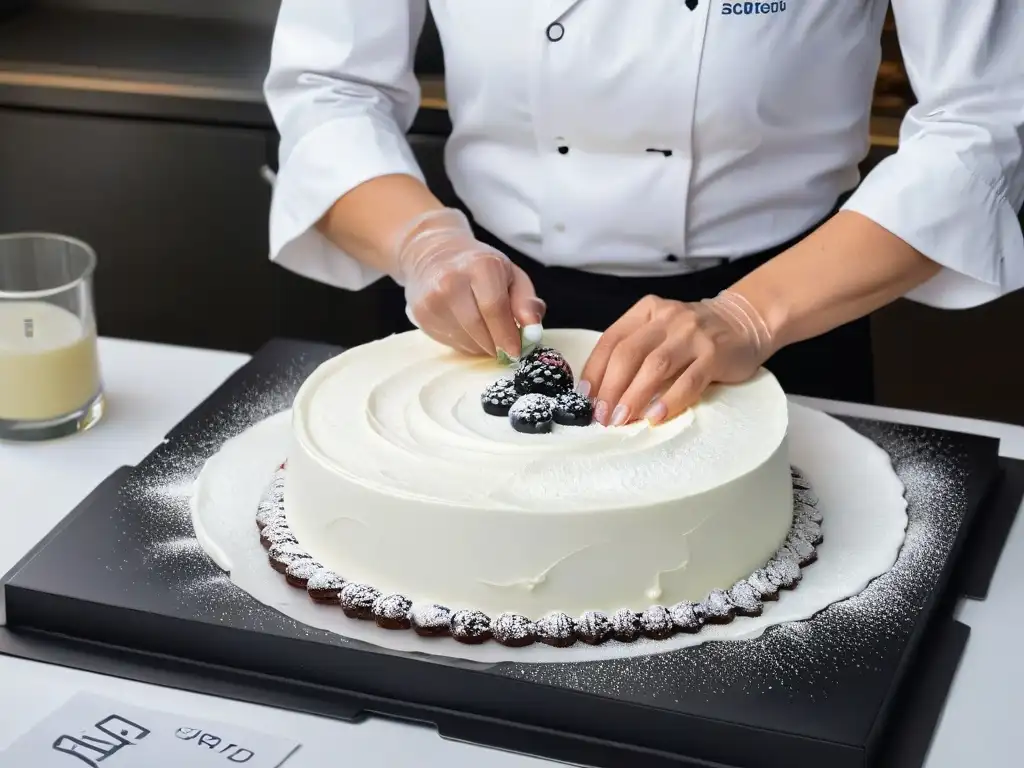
522;323;544;344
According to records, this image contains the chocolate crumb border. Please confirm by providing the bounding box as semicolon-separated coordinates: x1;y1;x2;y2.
257;464;823;647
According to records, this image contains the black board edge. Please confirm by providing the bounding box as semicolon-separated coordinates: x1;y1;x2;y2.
0;625;369;723
0;465;132;623
873;617;970;768
863;445;1003;761
0;624;843;768
954;457;1024;600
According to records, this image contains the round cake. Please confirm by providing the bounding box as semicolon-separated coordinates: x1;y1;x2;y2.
284;329;793;618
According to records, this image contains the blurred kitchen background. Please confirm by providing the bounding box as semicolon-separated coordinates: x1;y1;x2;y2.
0;0;1021;423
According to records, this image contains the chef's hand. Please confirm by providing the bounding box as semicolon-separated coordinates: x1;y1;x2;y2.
392;208;545;357
579;292;773;427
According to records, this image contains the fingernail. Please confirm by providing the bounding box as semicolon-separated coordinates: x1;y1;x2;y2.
522;323;544;344
611;404;630;427
644;401;667;425
594;400;609;425
576;380;591;398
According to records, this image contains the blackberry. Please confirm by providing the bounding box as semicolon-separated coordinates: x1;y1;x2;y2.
533;348;573;376
520;345;558;364
481;376;517;416
552;391;593;426
513;357;573;397
509;394;555;434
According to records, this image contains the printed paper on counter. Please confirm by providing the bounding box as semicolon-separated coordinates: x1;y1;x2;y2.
0;692;300;768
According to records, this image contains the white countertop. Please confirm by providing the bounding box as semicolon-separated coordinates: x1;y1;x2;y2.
1;337;1022;767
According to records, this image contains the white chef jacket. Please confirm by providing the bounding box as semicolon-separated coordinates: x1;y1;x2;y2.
265;0;1024;310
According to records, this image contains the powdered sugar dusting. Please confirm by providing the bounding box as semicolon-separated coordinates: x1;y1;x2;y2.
497;420;974;700
141;536;218;586
120;471;197;540
121;359;309;539
108;354;338;633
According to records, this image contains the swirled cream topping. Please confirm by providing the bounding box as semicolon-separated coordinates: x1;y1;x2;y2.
294;329;787;512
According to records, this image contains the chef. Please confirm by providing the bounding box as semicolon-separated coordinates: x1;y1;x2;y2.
264;1;1024;427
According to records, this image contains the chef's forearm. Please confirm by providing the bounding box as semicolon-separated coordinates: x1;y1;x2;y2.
315;174;446;274
730;210;942;350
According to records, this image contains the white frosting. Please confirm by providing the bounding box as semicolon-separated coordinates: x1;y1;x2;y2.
285;329;793;617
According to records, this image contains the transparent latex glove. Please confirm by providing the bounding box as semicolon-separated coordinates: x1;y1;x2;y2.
578;291;773;426
391;208;545;358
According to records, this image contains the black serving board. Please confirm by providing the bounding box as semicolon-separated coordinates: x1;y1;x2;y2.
2;339;1020;768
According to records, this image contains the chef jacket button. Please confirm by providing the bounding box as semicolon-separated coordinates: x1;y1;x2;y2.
557;145;569;155
666;254;679;262
546;22;565;42
554;223;566;233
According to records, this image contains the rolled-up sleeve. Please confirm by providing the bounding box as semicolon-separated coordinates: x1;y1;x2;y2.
842;1;1024;309
264;0;428;290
